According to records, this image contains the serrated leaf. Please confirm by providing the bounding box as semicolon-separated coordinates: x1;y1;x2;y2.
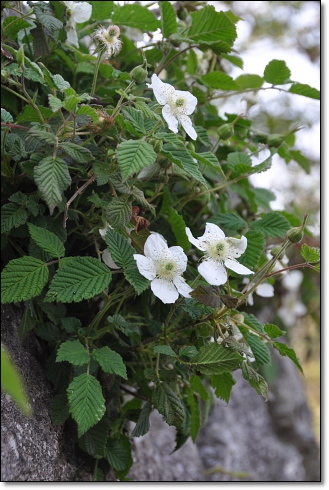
235;74;264;89
188;7;237;46
301;244;320;263
28;223;65;258
2;16;32;38
90;1;114;20
190;374;209;401
49;393;70;425
153;345;177;357
179;346;199;359
190;285;222;308
167;209;190;252
76;105;99;122
189;343;242;375
239;230;265;269
288;149;311;174
264;323;286;339
152;383;184;428
122;107;145;134
273;342;303;373
34;156;71;215
192;151;223;172
209;212;247;232
227;151;252;168
48;94;63;112
34;322;60;343
117;140;157;180
1;257;49;304
106;198;132;229
210;372;236;403
112;4;160;30
250;212;290;237
61;317;82;333
92;346;127;379
1;108;14;123
56;340;90;366
45;256;112;303
242;313;265;334
264;59;291;85
67;373;106;437
79;417;111;459
131;401;152;437
16;105;53;124
1;203;27;233
241;362;268;400
160;1;177;38
52;74;70;91
289;83;320;100
104;435;133;474
60;142;94;163
201;72;239;90
245;333;271;365
162;144;208;187
194;128;212;147
187;389;201;443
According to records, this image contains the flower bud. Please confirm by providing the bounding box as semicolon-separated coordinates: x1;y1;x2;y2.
158;173;169;183
130;65;148;84
287;214;308;243
177;7;188;20
158;158;171;169
187;142;195;152
218;123;234;140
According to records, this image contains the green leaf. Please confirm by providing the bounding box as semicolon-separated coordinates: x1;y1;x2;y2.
210;372;236;403
28;223;65;258
227;151;252;168
188;7;237;46
241;362;268;400
152;383;184;429
242;313;265;334
2;16;32;39
160;1;177;38
235;74;264;89
288;150;311;174
48;94;63;112
92;346;127;379
61;317;82;334
253;188;276;210
1;203;27;233
1;257;49;304
79;417;111;459
60;142;94;163
67;373;106;437
28;128;58;145
45;256;112;303
117;140;157;181
162;144;208;187
190;374;209;401
264;59;291;85
131;401;152;438
105;229;149;294
34;323;60;343
187;389;201;443
189;343;242;375
273;342;303;373
264;323;286;339
239;230;266;269
34;156;71;215
106;198;132;229
190;284;222;309
153;345;177;357
192;151;223;173
90;1;115;20
52;74;70;91
16;105;53;124
76;105;99;122
250;212;291;237
179;346;199;359
289;83;320;100
300;244;320;263
1;108;14;123
112;4;160;31
209;212;247;232
56;340;90;366
201;71;239;90
1;344;32;416
104;435;133;474
49;393;70;425
122;107;145;134
245;333;271;365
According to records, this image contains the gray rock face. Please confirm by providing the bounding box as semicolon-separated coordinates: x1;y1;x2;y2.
1;304;320;482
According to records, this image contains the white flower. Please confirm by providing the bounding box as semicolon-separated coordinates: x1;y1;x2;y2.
186;223;253;286
63;1;92;47
93;25;122;58
243;279;274;306
133;233;193;304
147;74;198;140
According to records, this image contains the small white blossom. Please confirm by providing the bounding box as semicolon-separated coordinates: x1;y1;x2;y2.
93;25;122;58
133;233;193;304
63;1;92;47
147;74;198;140
243;279;274;306
186;223;253;286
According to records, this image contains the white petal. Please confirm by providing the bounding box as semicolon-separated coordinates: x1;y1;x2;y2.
224;258;254;276
71;2;92;23
185;227;205;251
173;276;193;298
162;105;178;133
169;246;188;271
66;26;79;47
148;74;175;105
179;115;197;140
256;283;274;298
247;293;254;306
143;233;168;260
133;254;156;280
198;259;228;286
102;249;120;269
203;223;226;239
175;90;198;115
226;236;247;257
151;278;179;303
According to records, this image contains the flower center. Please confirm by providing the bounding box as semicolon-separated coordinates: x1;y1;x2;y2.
206;239;229;262
175;98;185;108
155;258;179;281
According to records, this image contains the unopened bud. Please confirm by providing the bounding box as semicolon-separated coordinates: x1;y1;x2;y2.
130;65;148;84
158;158;171;169
287;214;308;243
218;123;234;140
177;7;188;20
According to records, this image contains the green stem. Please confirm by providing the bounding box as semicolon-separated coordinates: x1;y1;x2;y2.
90;52;104;99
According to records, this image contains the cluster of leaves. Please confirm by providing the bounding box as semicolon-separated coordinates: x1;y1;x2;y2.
1;1;319;481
